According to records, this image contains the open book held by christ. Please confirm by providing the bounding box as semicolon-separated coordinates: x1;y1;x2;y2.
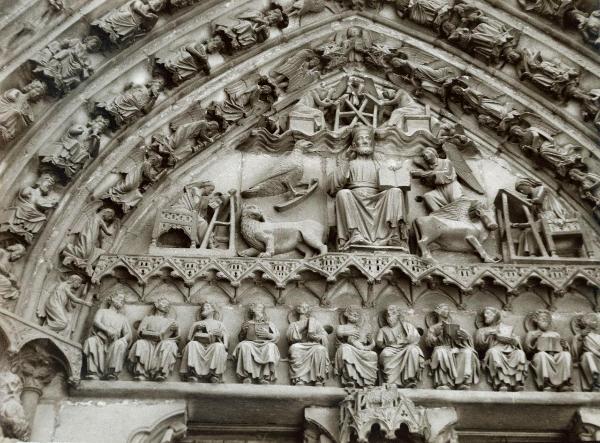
378;163;411;191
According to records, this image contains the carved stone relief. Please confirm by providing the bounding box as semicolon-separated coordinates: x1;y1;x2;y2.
2;1;600;440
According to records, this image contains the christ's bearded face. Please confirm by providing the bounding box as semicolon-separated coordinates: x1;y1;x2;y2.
354;132;373;156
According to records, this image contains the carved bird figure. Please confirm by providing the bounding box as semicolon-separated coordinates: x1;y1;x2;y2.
241;140;313;198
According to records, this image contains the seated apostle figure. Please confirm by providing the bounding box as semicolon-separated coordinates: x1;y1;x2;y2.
180;302;229;383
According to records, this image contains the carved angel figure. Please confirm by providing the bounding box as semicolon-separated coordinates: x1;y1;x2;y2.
514;177;570;256
213;5;288;53
579;88;600;132
474;307;527;391
29;36;101;95
39;117;109;179
517;0;575;21
83;292;132;380
180;302;229;383
425;303;479;390
0;80;46;146
509;125;585;176
94;79;164;130
376;305;424;388
450;83;521;134
269;48;321;92
37;274;91;335
515;50;580;100
0;173;59;244
573;313;600;391
411;147;464;213
448;14;521;65
0;244;25;301
100;145;165;213
395;0;453;30
569;169;600;208
61;205;118;276
327;125;407;250
524;309;572;391
155;38;224;85
334;306;378;388
233;303;280;384
371;88;425;129
242;140;313;199
578;10;600;49
91;0;166;47
215;76;277;125
287;303;330;386
128;297;179;381
389;54;460;104
0;372;29;441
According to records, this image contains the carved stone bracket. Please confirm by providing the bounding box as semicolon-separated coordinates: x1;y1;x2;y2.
570;408;600;442
0;307;82;385
338;385;457;443
93;253;600;294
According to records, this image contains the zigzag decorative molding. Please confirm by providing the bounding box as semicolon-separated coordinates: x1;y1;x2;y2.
92;253;600;294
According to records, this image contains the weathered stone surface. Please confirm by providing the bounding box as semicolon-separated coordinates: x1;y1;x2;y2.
0;0;600;441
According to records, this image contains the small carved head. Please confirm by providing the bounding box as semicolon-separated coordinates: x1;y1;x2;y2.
434;303;450;320
249;303;267;321
583;313;600;332
7;244;25;261
344;306;362;325
422;147;438;165
515;177;542;197
83;36;102;52
508;124;527;140
266;4;288;29
347;27;361;38
384;304;403;326
206;36;224;53
99;208;115;222
295;302;311;316
108;292;126;310
68;274;84;289
36;173;56;193
504;48;522;64
23;79;47;100
200;301;215;319
352;124;374;156
533;309;552;332
481;307;501;326
154;297;171;314
148;78;165;95
241;204;265;222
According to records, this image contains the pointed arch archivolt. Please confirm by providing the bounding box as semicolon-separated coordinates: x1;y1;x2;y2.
0;4;598;325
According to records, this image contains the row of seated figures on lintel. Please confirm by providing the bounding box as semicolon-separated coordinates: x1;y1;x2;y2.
82;295;600;392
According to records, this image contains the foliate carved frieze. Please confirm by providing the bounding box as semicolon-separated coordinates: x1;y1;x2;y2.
92;253;600;295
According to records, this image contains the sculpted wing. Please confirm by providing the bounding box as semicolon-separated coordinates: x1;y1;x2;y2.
443;142;485;194
241;154;303;198
68;200;105;235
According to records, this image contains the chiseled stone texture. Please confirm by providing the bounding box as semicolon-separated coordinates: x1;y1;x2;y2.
1;0;600;442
